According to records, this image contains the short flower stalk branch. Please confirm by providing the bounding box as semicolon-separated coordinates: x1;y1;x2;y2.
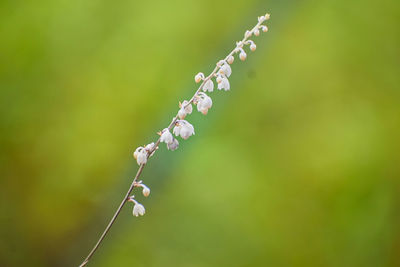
79;12;270;266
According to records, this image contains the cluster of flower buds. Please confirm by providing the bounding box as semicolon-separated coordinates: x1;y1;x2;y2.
130;13;270;218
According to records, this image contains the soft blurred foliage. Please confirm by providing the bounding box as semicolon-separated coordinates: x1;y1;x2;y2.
1;0;399;266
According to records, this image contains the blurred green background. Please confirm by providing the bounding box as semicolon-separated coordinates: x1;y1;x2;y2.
1;0;399;266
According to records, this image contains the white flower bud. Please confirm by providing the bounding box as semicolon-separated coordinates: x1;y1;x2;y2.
136;150;147;165
195;72;204;83
220;63;232;77
254;29;260;36
265;13;270;20
239;50;247;61
245;30;252;38
167;138;179;151
141;184;150;197
203;79;214;92
133;202;145;217
227;55;234;64
261;25;268;32
245;40;256;52
258;16;265;23
160;128;173;144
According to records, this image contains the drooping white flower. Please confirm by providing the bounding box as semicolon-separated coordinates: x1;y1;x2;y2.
134;147;148;165
145;142;155;152
194;72;205;83
173;123;181;136
173;120;195;140
145;142;158;157
220;62;232;77
217;75;230;91
128;196;145;217
246;40;256;51
167;138;179;151
203;79;214;92
178;100;192;119
261;25;268;32
178;108;186;119
254;29;260;36
245;30;252;38
133;202;145;217
142;186;150;197
137;151;147;165
227;55;234;64
134;181;151;197
239;48;247;61
181;100;192;114
160;128;173;144
196;92;213;115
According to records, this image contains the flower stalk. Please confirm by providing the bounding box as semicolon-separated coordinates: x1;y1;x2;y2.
79;12;270;266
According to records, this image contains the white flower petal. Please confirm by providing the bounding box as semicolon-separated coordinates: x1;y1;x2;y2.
133;203;146;217
160;128;173;144
167;138;179;151
203;79;214;92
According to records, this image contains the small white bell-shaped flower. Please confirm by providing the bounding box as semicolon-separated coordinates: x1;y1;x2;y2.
178;100;192;119
133;203;145;217
167;138;179;151
160;128;173;144
196;92;213;115
217;75;230;91
181;100;192;114
178;108;186;119
203;79;214;92
194;72;205;83
129;197;146;217
134;147;148;165
173;120;195;140
144;142;158;157
220;62;232;77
